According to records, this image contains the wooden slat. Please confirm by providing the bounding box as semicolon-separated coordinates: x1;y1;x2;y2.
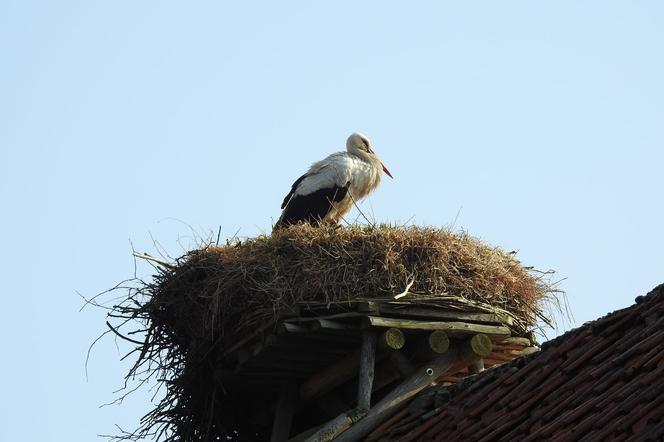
495;337;532;346
357;301;380;314
363;316;511;336
379;304;512;325
285;312;365;323
310;319;357;331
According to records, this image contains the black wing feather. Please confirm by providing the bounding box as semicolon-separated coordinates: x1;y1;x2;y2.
281;173;308;209
276;182;349;228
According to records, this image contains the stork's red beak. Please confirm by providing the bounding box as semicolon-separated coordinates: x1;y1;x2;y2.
382;162;393;179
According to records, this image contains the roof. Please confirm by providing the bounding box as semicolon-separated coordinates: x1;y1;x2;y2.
369;284;664;441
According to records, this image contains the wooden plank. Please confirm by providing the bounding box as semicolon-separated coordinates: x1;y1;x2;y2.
278;322;309;334
357;331;377;411
271;382;298;442
363;316;511;336
486;351;516;362
356;301;379;314
285;312;365;323
379;304;512;325
495;337;532;346
521;346;540;355
281;305;302;318
310;319;357;331
335;335;492;442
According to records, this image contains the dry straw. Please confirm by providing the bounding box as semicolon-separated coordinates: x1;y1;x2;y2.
103;224;560;441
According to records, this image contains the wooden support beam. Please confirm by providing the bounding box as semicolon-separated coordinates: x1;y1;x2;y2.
271;382;298;442
302;409;367;442
378;327;405;351
335;334;493;442
414;330;450;361
363;316;511;336
427;330;451;354
357;330;377;411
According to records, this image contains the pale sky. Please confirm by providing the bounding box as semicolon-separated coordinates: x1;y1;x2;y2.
1;1;663;440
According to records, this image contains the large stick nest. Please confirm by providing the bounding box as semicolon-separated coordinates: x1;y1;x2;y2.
106;224;560;441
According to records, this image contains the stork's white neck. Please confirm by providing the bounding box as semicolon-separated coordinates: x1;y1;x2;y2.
347;147;383;171
345;153;382;200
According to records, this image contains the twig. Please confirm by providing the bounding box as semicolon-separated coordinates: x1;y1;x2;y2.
394;278;415;299
132;252;175;269
349;191;375;227
106;321;145;345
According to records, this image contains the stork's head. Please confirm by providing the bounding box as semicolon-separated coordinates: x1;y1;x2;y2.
346;132;393;178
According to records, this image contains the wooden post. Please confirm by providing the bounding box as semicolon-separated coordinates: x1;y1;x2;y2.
469;358;485;374
335;334;492;442
271;382;298;442
357;330;377;411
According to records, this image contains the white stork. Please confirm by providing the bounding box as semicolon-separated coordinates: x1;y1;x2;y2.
275;132;393;229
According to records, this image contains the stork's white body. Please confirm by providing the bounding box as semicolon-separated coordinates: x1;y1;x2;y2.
275;133;392;228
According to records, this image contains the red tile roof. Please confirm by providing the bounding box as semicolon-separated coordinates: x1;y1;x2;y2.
371;284;664;441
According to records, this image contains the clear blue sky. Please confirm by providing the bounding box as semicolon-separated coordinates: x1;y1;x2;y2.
1;1;662;440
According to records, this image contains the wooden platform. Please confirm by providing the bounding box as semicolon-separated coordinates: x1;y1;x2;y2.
217;300;538;441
